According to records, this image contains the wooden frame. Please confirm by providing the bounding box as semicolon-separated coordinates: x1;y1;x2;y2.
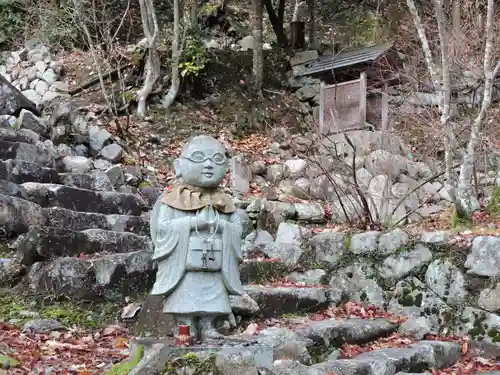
319;72;368;134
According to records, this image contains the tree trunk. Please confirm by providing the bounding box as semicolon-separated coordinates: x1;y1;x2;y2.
162;0;181;109
407;0;457;203
306;0;315;48
263;0;288;46
191;0;198;27
434;0;456;203
456;0;499;217
137;0;160;117
252;0;264;92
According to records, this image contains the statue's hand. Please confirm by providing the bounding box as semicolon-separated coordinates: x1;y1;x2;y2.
191;216;209;230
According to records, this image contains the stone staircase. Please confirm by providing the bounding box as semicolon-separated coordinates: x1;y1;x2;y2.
0;125;329;317
128;314;471;375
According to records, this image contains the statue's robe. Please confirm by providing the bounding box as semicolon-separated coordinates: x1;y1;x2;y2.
149;186;244;315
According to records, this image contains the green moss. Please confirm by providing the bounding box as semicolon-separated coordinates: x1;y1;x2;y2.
451;209;473;229
138;181;152;189
398;294;415;307
345;232;352;250
413;293;423;307
0;355;20;367
105;345;144;375
486;187;500;217
0;289;119;328
162;353;221;375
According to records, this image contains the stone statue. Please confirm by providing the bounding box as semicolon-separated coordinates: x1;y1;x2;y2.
149;135;244;342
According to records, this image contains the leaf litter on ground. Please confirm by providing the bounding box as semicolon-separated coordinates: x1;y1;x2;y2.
0;322;129;374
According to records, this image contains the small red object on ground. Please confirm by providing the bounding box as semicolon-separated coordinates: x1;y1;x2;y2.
175;325;193;347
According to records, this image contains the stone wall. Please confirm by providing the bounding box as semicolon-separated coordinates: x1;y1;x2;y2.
244;223;500;342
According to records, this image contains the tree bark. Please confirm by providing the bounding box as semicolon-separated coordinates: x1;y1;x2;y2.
191;0;198;27
263;0;288;46
252;0;264;92
162;0;181;109
456;0;499;217
306;0;315;48
137;0;160;117
407;0;456;203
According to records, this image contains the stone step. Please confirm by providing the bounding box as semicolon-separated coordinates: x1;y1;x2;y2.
0;194;150;237
0;193;47;236
44;207;149;236
0;140;54;167
272;340;461;375
14;226;152;266
244;285;329;317
20;182;146;215
25;251;156;300
0;159;119;192
23;252;328;316
293;318;397;347
0;159;59;185
0;127;40;144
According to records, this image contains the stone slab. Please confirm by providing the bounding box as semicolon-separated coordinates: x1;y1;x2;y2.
130;336;274;370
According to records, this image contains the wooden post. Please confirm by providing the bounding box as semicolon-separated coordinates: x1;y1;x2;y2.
359;72;367;126
381;82;389;131
319;81;325;134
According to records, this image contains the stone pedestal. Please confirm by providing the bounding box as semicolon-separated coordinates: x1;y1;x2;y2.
128;336;273;374
132;295;176;338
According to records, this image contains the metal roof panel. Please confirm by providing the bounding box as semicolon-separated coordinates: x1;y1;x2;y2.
295;42;394;77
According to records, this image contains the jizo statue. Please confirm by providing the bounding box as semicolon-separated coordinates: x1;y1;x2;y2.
149;135;245;341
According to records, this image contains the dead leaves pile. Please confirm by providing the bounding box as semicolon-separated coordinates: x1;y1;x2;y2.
0;323;129;374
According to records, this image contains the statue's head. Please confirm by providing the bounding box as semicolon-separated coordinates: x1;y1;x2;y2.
174;135;228;189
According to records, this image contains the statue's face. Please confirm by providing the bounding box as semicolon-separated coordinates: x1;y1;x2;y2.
176;136;228;188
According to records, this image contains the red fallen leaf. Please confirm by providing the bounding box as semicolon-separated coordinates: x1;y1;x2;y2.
114;337;129;349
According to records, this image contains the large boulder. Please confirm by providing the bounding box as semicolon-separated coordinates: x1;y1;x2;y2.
0;75;40;116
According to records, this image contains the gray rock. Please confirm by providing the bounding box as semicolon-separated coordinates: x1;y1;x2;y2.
284;159;308;179
243;230;274;258
62;156;93;173
27;257;95;299
349;340;460;374
290;50;318;66
94;159;113;170
15;226;151;265
99;143;123;163
105;164;125;187
0;194;47;236
307;232;347;266
92;170;114;191
329;263;385;307
287;269;326;285
244;285;328;317
18;109;49;135
349;231;382;255
295;86;318;101
425;259;468;305
74;144;89;157
264;222;308;265
378;229;410;255
364;150;407;179
215;349;259;375
258;327;313;364
41;68;58;85
296;318;397;348
464;236;500;277
294;203;325;223
378;244;433;284
229;294;260;316
398;317;431;339
23;318;64;333
89;125;112;152
478;283;500;312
